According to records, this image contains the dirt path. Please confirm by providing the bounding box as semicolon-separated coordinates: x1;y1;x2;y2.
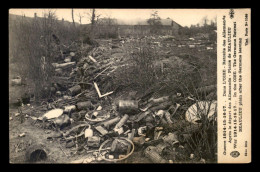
9;108;86;163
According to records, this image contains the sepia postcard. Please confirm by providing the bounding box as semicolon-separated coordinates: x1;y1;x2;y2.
9;8;251;163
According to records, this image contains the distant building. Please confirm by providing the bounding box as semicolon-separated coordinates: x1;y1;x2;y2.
88;17;182;38
119;18;182;37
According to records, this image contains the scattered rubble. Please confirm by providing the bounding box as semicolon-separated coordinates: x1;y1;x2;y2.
18;133;26;137
10;35;217;163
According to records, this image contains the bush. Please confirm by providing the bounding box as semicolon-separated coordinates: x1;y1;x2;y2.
111;40;159;93
173;100;217;162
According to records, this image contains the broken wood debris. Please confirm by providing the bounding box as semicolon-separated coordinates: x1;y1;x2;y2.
11;36;217;164
93;82;113;98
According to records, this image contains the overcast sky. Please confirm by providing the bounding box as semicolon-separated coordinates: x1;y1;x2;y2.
9;8;219;27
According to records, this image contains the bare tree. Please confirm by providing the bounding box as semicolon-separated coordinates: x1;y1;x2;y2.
77;12;84;25
71;8;75;27
91;9;96;26
85;9;101;37
147;10;162;34
147;11;161;25
85;9;101;25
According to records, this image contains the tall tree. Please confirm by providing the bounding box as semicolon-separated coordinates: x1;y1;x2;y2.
91;9;96;26
86;9;101;25
85;9;101;37
71;8;75;27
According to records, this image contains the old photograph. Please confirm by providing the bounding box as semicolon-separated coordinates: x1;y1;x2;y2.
9;8;219;163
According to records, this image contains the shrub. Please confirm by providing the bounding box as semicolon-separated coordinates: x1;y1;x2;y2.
111;39;159;93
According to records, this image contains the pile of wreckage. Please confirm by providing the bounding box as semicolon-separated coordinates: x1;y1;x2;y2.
13;40;217;163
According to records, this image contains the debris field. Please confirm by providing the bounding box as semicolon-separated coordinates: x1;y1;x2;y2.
9;35;217;163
